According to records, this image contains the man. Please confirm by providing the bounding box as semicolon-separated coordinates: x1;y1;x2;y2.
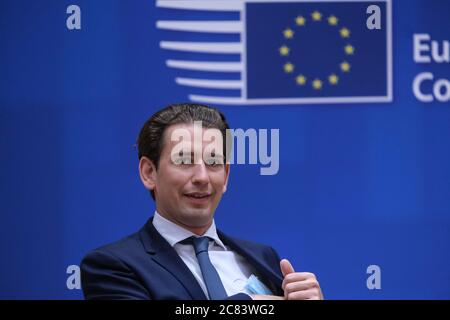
81;103;323;300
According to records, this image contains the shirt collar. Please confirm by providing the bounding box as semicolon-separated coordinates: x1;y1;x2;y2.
152;211;227;250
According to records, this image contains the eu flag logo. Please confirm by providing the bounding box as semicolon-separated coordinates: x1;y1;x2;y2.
156;0;392;105
246;1;392;103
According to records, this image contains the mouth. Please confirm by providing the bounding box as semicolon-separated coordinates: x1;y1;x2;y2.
184;192;212;204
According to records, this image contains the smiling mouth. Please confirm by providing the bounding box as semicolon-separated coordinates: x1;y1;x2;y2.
184;193;211;200
185;192;211;204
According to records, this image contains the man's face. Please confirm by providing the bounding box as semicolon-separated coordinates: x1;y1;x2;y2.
148;123;229;233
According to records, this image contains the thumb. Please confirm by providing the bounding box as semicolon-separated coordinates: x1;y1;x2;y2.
280;259;295;277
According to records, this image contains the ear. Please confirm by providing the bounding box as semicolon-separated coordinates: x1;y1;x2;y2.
222;163;230;193
139;156;157;191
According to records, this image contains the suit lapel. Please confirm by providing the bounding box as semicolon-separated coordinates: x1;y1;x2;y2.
139;219;207;300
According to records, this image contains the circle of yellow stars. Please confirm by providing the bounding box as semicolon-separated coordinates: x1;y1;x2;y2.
279;11;355;90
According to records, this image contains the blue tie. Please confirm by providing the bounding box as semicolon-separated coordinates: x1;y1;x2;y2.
188;237;228;300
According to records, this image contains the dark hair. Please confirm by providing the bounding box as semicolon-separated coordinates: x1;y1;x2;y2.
137;103;230;199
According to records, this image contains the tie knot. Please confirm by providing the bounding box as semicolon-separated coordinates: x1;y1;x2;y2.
182;236;210;255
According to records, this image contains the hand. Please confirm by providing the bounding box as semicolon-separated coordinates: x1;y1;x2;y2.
280;259;324;300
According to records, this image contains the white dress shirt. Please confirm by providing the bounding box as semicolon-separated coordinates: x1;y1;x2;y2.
152;211;256;299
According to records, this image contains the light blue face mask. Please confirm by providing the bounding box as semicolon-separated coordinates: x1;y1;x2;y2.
244;274;273;295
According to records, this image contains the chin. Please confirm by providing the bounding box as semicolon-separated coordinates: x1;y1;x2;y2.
181;210;213;227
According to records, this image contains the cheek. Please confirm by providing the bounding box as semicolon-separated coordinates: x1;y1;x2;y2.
163;170;191;191
210;172;227;189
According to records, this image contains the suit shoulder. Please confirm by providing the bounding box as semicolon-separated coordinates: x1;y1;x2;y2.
81;230;142;264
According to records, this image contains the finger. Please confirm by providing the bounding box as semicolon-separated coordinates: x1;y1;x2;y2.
283;279;319;294
280;259;295;278
280;259;296;299
283;272;316;284
287;288;321;300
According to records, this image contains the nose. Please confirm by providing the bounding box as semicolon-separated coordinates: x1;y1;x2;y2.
191;161;210;185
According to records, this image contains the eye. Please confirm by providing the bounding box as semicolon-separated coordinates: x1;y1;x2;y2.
181;157;192;165
178;156;192;165
172;150;194;165
207;160;218;166
172;155;192;165
205;156;224;167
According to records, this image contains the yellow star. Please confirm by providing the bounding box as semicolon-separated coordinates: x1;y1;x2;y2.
328;15;338;26
328;74;339;85
295;15;306;26
311;11;322;21
296;74;306;85
284;62;294;73
344;44;355;55
312;79;322;90
340;61;351;72
283;28;294;39
279;45;290;56
340;27;350;38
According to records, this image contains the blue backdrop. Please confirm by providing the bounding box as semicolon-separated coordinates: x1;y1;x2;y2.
1;0;449;299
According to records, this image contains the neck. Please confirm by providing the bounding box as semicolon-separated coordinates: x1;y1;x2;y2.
185;223;211;236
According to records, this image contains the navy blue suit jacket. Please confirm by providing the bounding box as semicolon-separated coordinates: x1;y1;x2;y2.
81;218;284;300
